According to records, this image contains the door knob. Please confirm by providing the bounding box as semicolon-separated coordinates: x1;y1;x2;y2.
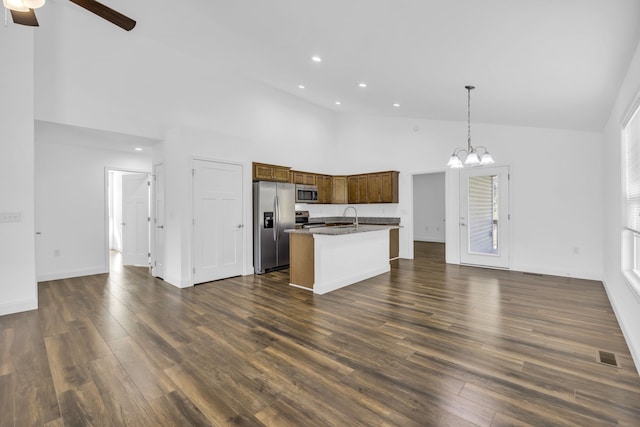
156;225;164;229
237;224;244;228
460;222;467;226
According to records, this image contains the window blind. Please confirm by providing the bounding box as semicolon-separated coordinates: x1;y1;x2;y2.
624;106;640;233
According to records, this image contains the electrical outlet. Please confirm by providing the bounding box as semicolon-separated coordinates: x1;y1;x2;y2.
53;249;61;257
573;246;580;255
0;212;21;223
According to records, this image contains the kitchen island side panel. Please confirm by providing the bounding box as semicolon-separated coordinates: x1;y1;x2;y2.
289;233;314;289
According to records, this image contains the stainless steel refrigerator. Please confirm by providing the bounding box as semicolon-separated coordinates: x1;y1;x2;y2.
253;181;295;274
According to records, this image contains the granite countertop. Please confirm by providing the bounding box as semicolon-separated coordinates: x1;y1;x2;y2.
309;216;400;225
286;224;399;236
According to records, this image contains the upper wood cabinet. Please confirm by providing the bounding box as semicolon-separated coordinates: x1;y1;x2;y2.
347;175;369;204
290;171;317;185
316;175;333;204
348;171;398;204
253;162;291;182
368;171;399;203
253;161;398;204
332;176;348;204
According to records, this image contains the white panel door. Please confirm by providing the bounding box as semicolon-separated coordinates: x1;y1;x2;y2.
459;166;510;268
152;164;165;278
122;173;150;266
192;160;243;284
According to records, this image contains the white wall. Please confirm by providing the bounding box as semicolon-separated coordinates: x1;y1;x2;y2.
330;114;603;280
0;25;37;316
413;173;446;242
25;0;603;287
156;82;339;287
602;40;640;372
35;138;151;281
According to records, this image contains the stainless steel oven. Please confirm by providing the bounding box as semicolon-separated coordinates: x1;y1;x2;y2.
295;184;318;203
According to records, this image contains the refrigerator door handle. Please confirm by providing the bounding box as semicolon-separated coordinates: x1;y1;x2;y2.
274;195;278;241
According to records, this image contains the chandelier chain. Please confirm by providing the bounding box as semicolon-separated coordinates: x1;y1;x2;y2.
466;85;474;150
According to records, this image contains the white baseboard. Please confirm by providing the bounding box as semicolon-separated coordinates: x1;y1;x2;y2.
37;266;108;282
0;298;38;316
510;263;602;281
601;279;640;376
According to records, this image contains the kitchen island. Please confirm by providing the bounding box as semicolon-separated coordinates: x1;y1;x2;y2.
285;225;399;294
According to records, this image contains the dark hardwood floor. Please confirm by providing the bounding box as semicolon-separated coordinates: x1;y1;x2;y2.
1;242;640;426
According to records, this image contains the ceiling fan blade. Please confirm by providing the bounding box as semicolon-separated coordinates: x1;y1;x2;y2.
10;8;39;27
68;0;136;31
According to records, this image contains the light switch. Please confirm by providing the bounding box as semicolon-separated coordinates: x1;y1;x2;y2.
0;212;21;223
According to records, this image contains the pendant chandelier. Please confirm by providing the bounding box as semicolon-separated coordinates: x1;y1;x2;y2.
447;85;494;168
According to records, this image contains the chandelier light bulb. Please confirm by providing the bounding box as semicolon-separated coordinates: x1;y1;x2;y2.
480;152;495;165
465;151;480;166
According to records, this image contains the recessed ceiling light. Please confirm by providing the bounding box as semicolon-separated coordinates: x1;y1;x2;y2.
393;103;400;108
335;101;341;105
311;55;322;63
298;84;305;89
358;82;367;88
134;147;143;151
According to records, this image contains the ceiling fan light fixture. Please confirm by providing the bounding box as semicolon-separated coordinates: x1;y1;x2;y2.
3;0;29;12
22;0;45;9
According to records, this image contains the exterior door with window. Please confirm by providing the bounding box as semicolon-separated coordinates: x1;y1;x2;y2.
459;166;510;268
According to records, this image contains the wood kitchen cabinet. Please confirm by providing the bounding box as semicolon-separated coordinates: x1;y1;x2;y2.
389;228;399;260
348;171;399;204
332;176;348;204
253;162;291;182
368;171;399;203
290;170;317;185
348;175;369;204
316;175;333;204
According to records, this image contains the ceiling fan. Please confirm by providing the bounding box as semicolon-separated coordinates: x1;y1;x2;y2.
3;0;136;31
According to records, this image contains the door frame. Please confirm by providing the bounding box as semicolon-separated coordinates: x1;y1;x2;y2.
458;164;511;269
408;168;448;260
151;163;164;278
104;166;151;273
189;156;246;286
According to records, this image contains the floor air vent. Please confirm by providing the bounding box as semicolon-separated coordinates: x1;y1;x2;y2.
596;350;620;368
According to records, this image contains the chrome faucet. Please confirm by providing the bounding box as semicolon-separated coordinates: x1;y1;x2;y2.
343;205;359;229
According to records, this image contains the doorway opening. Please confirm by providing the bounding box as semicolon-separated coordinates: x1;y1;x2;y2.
106;169;151;272
412;172;446;260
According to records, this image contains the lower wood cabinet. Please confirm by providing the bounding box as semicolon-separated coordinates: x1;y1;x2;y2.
390;228;399;260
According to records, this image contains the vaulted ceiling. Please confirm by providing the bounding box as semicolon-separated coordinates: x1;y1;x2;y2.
27;0;640;132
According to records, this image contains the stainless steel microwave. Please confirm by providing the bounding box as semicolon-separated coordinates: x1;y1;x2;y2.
295;184;318;203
